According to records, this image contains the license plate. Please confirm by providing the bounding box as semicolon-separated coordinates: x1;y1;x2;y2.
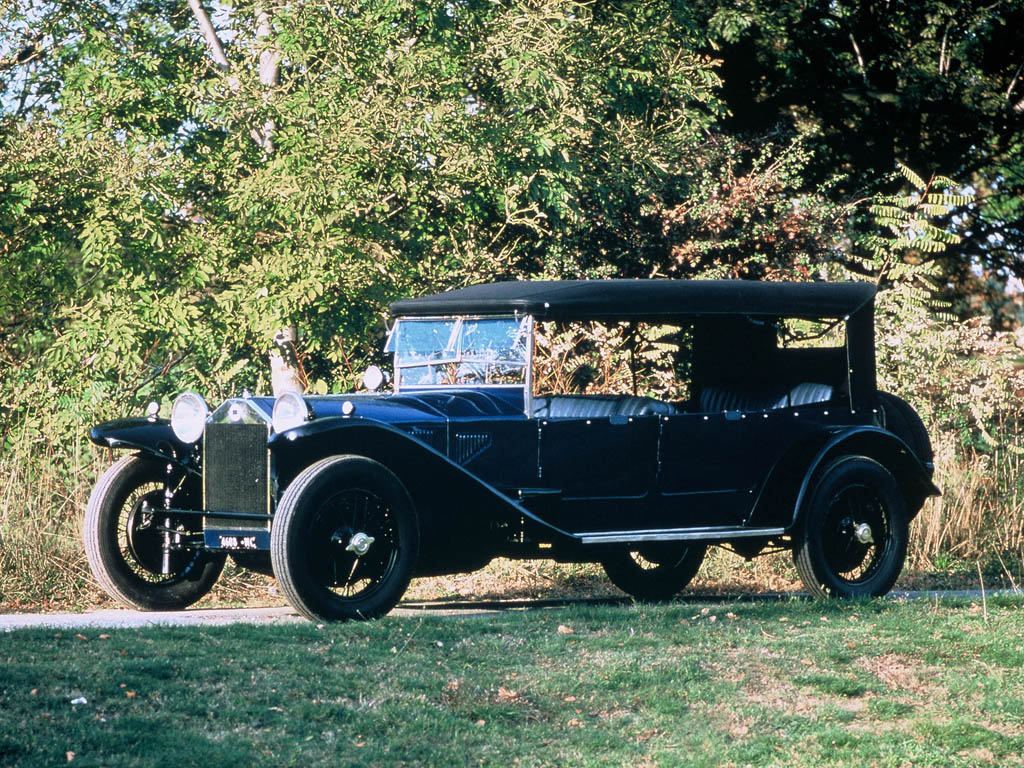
218;534;259;550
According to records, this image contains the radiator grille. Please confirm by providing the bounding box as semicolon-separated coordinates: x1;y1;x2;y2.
204;422;270;530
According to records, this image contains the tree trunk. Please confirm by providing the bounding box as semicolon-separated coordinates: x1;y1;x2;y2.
187;1;301;396
270;326;305;396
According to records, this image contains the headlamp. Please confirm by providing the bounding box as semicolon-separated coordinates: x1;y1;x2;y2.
170;392;209;443
272;392;312;433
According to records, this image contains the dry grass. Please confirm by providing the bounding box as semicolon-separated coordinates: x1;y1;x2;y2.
909;430;1024;572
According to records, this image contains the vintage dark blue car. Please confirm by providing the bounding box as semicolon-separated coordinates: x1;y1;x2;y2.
84;280;939;621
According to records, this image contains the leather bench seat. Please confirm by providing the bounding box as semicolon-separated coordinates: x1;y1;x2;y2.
532;394;677;419
699;382;834;413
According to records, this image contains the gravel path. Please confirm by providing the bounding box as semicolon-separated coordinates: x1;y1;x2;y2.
1;589;1018;630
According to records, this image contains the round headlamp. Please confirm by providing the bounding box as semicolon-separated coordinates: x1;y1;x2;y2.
272;392;312;433
170;392;209;444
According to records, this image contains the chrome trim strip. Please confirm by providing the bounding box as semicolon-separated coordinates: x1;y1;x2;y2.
575;526;786;545
523;313;534;418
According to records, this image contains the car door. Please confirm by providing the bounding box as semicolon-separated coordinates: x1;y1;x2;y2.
537;414;659;533
656;410;780;528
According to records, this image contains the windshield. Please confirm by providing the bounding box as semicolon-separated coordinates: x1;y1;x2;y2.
385;315;531;389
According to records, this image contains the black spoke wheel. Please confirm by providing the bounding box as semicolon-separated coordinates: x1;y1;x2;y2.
601;542;706;601
270;456;419;622
794;456;908;598
83;455;226;610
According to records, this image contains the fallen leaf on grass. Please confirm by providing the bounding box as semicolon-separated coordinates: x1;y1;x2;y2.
66;752;75;762
125;691;135;699
557;625;574;634
497;687;518;701
75;634;88;641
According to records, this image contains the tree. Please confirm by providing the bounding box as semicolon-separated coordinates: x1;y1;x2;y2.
0;0;727;445
692;0;1024;324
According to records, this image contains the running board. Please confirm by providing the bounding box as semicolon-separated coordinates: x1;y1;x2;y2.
575;526;787;545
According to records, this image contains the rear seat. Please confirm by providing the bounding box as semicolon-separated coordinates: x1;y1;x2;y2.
532;394;677;419
699;382;833;413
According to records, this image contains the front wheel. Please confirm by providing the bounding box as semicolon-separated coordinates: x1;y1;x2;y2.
83;455;226;610
794;456;908;598
270;456;419;621
601;542;706;601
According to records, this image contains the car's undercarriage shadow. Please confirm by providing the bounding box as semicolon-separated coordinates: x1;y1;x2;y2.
397;591;803;613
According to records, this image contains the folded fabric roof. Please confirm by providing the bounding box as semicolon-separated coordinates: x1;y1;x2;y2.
389;279;876;320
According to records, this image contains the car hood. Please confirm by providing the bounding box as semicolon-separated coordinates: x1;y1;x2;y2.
298;388;525;424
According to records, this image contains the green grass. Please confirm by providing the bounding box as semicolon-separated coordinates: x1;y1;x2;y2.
1;598;1023;767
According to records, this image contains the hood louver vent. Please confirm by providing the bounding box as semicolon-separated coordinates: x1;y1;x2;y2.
454;432;492;465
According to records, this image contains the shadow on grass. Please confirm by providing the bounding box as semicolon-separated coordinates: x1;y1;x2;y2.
398;590;803;613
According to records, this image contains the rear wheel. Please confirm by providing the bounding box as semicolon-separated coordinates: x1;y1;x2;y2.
794;456;908;598
601;542;706;601
83;455;225;610
270;456;419;621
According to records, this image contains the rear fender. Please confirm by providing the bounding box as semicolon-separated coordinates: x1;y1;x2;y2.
89;418;198;474
271;419;574;567
749;426;940;530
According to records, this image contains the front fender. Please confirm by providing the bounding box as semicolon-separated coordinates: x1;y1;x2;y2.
749;426;940;530
271;418;575;550
89;418;198;473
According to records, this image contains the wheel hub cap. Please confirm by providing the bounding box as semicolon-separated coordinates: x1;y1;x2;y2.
853;522;874;544
345;532;375;556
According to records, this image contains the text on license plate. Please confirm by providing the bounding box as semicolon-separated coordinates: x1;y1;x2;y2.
218;535;258;550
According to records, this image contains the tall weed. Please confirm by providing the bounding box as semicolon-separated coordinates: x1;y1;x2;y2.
877;301;1024;572
0;444;100;608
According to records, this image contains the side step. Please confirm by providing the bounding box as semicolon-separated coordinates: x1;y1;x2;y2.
575;526;787;545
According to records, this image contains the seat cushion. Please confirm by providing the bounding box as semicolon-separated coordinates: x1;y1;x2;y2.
786;382;834;407
532;394;676;419
699;382;833;413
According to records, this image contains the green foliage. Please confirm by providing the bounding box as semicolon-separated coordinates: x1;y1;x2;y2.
534;321;687;399
1;1;1003;453
850;163;972;318
1;0;723;451
692;0;1024;310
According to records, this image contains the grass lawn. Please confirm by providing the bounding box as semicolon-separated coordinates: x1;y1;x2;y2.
1;597;1022;767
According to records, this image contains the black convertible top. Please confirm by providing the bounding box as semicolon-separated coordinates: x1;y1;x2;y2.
390;280;876;320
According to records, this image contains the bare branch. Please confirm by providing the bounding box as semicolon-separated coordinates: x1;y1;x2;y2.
938;24;950;76
252;7;281;153
1006;59;1024;100
849;33;868;85
187;0;229;70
